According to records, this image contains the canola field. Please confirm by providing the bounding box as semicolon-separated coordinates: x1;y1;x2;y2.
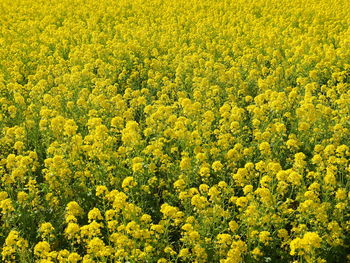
1;0;350;262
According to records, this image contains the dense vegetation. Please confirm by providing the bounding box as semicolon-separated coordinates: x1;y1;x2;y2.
1;0;350;262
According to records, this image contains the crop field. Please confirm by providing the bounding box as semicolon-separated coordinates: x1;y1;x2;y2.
1;0;350;262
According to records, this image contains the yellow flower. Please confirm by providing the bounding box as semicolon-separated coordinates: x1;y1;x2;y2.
178;248;190;258
68;252;82;263
252;247;263;257
13;141;24;152
229;221;239;232
121;121;141;147
236;197;248;207
290;232;322;256
259;142;271;155
34;241;50;257
288;171;302;186
335;188;347;200
95;185;108;197
180;156;191;170
66;201;84;217
39;222;55;239
87;237;110;257
191;194;209;210
199;166;210;177
111;116;123;128
122;176;137;189
151;224;165;234
243;185;253;195
212;161;223;171
294;152;307;169
140;214;152;223
164;246;176;255
217;233;232;246
0;199;14;214
277;229;289;240
1;0;350;261
160;203;179;219
65;223;80;240
88;208;103;222
17;191;28;203
259;231;272;245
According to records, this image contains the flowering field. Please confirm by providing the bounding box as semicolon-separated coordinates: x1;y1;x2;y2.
1;0;350;262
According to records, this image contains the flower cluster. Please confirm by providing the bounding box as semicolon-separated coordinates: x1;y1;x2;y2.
1;0;350;262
